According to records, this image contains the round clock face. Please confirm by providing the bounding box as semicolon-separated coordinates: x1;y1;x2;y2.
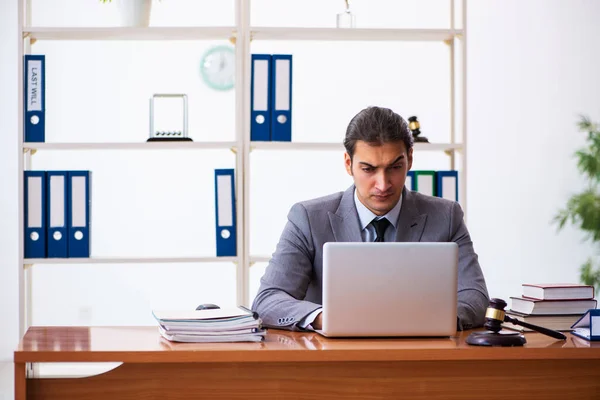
200;45;235;91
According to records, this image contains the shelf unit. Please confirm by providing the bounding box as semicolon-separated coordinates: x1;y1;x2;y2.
249;142;463;152
23;26;237;41
22;141;462;152
23;256;237;267
22;27;461;42
17;0;467;337
22;142;238;151
250;27;462;41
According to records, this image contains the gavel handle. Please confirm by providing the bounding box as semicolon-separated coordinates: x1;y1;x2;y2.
505;316;566;340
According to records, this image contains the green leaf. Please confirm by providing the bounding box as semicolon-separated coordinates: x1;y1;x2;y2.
580;258;600;292
576;151;600;181
556;116;600;224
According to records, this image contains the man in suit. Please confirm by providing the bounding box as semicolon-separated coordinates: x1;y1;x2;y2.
252;106;489;331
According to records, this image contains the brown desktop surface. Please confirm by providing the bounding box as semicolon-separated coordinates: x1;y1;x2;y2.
14;325;600;363
14;326;600;400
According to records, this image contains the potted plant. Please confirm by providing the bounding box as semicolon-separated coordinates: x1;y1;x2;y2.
100;0;154;27
554;116;600;291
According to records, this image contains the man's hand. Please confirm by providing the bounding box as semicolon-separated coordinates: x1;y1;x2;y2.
312;312;323;330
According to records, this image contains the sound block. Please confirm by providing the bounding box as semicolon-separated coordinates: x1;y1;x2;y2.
147;137;193;142
466;330;527;347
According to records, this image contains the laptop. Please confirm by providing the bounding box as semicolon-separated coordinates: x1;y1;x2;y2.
316;242;458;338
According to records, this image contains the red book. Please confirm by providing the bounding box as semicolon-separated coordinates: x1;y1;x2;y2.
510;296;597;315
521;283;595;300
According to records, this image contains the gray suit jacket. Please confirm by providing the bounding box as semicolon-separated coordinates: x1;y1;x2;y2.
252;185;489;331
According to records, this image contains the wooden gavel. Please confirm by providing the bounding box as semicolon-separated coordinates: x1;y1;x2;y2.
484;298;566;340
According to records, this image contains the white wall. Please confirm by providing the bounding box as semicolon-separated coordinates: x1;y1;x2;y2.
467;0;599;300
0;0;599;365
0;0;19;363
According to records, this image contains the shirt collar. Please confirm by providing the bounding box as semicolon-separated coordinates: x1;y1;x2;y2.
354;188;402;231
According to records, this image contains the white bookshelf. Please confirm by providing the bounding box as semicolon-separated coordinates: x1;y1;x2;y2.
250;27;462;42
250;142;463;152
23;27;461;43
22;142;237;151
23;256;237;266
23;26;235;41
17;0;468;336
250;255;271;264
22;141;463;153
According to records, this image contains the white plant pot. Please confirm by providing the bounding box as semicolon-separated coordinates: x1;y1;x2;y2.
116;0;152;27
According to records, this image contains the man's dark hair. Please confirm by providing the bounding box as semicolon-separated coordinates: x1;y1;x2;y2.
343;106;414;160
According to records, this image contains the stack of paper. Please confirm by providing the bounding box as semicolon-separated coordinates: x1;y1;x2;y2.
152;307;266;343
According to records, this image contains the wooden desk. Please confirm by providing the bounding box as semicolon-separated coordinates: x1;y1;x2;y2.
14;326;600;400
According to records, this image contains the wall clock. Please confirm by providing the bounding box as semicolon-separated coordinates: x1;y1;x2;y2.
200;45;235;91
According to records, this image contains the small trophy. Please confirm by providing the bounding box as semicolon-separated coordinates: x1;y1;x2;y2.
336;0;356;28
148;94;192;142
408;116;429;143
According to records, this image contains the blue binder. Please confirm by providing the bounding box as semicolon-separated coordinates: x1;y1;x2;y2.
24;55;45;143
46;171;69;258
571;309;600;341
250;54;272;141
214;169;237;257
270;54;292;142
24;171;47;259
405;171;415;191
67;171;91;258
413;170;437;196
436;170;459;201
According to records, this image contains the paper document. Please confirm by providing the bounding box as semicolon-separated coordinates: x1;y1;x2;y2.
153;306;266;343
152;307;255;323
159;326;266;343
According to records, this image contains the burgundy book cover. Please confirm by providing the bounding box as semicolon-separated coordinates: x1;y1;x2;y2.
521;283;595;300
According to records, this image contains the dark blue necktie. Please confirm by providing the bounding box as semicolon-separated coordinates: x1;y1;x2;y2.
371;217;391;242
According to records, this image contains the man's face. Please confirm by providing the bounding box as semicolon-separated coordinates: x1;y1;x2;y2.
344;140;413;216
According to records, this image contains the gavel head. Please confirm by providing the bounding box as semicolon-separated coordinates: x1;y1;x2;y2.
408;116;421;135
483;298;508;333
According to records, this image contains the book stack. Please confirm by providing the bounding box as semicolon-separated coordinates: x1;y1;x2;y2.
504;283;597;332
152;307;266;343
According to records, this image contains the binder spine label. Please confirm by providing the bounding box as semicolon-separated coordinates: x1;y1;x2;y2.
27;60;43;112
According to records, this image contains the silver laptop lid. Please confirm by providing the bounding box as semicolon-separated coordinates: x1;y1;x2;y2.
321;242;458;337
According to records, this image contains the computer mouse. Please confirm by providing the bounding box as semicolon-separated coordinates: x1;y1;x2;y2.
196;303;221;311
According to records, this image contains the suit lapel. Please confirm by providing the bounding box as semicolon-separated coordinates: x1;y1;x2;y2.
329;186;362;243
395;188;427;242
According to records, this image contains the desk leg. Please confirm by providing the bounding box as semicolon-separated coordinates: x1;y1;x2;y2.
14;362;26;400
